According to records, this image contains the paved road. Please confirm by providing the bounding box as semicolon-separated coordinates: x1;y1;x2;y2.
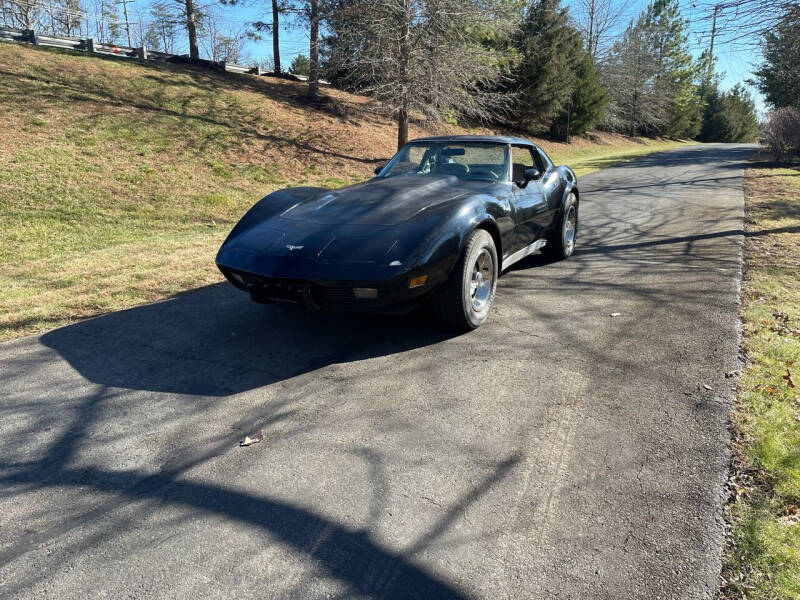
0;144;755;599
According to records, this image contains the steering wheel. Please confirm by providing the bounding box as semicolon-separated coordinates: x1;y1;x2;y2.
469;168;499;179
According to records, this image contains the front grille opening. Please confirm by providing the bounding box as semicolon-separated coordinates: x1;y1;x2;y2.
223;268;379;310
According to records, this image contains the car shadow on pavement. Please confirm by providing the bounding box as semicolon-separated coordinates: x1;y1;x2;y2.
39;283;454;396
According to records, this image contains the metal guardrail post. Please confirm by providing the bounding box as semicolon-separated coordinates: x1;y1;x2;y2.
25;29;37;45
138;45;147;60
87;38;95;53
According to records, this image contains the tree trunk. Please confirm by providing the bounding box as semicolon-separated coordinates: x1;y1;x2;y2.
184;0;199;60
308;0;319;98
397;0;410;150
272;0;281;74
397;106;408;149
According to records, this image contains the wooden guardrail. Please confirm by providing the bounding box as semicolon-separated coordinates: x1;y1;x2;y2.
0;26;256;74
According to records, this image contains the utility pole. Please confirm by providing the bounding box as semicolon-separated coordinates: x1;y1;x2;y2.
116;0;132;46
706;3;721;87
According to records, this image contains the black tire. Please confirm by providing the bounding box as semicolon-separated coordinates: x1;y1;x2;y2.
544;192;578;260
435;229;498;331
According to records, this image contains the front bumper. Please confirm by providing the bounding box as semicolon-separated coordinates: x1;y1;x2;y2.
216;261;449;314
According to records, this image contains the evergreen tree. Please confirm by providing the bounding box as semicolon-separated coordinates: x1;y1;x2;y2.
695;48;720;102
515;0;583;134
698;84;759;143
643;0;701;137
99;1;122;43
551;51;608;139
755;5;800;109
149;1;179;53
290;53;310;75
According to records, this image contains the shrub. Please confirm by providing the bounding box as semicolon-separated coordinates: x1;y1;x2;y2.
762;107;800;163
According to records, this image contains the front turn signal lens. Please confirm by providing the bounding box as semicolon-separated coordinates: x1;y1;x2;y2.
409;275;428;289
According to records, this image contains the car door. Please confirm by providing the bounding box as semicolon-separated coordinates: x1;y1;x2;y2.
509;145;549;252
534;147;564;231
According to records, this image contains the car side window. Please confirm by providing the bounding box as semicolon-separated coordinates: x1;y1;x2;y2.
511;146;536;184
535;148;553;172
391;145;427;175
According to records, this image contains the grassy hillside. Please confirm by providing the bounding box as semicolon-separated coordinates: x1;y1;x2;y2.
0;42;690;340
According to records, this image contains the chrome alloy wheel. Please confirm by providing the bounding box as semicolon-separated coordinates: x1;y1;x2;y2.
563;205;577;255
470;248;494;312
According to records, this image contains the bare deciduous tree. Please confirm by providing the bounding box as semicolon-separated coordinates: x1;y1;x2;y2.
1;0;43;30
201;11;249;62
762;106;800;162
693;0;799;50
603;14;668;135
325;0;514;149
572;0;631;62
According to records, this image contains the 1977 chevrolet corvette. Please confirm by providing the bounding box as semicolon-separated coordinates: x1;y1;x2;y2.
216;135;579;330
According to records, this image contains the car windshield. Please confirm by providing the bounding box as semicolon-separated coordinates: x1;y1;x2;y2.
378;142;508;182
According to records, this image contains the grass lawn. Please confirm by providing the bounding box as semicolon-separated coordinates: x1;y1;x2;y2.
721;157;800;599
0;41;691;342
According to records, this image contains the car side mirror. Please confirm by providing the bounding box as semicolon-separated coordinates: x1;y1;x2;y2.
373;165;385;175
516;167;540;188
524;167;541;182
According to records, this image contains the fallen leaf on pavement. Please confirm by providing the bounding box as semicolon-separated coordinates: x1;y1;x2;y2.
240;431;264;447
610;312;621;317
703;384;713;391
725;370;742;378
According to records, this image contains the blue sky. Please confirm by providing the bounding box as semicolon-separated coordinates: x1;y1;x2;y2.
182;0;764;111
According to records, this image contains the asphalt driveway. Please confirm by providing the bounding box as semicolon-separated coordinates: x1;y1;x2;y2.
0;144;756;599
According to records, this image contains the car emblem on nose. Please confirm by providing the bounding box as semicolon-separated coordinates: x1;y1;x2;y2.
286;244;304;251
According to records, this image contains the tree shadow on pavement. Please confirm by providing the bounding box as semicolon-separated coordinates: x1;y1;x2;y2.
1;287;524;598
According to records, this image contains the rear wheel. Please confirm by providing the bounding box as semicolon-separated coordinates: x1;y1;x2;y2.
436;229;498;331
544;192;578;260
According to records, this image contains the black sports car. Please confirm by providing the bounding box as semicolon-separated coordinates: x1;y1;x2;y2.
216;135;579;330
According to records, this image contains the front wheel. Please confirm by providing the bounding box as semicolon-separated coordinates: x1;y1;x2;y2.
435;229;498;331
544;192;578;260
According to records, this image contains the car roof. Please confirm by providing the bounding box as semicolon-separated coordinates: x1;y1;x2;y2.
408;134;535;146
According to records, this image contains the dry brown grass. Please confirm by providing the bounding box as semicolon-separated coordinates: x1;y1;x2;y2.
720;157;800;600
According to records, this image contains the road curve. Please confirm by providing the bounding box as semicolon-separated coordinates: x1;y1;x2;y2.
0;144;755;599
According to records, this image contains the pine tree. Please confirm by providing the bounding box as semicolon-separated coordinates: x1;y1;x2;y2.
515;0;583;134
643;0;701;137
698;84;759;143
755;5;800;109
98;1;122;44
290;53;310;75
551;51;608;139
149;1;179;53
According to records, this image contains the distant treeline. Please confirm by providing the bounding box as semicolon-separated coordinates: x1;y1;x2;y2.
4;0;795;151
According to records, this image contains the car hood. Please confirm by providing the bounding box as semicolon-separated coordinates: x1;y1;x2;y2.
217;174;501;278
279;174;487;226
